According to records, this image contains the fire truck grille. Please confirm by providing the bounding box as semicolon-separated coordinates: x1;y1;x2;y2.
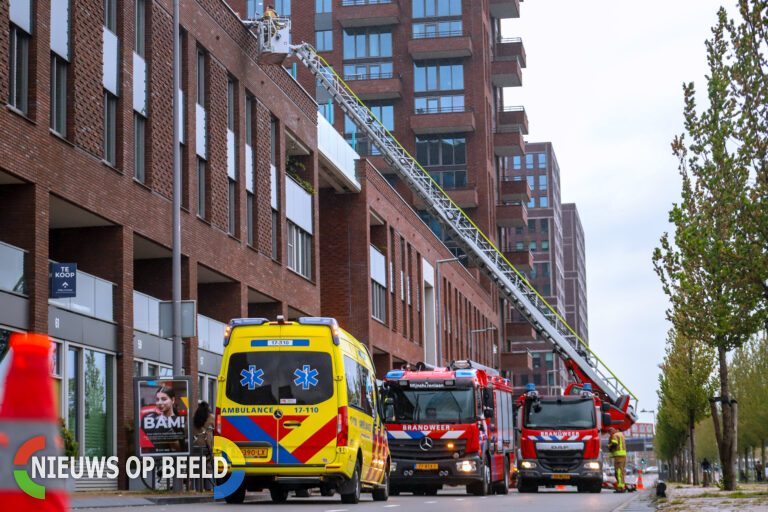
535;450;584;473
389;438;468;460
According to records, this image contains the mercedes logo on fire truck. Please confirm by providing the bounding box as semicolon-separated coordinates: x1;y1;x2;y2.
419;437;434;451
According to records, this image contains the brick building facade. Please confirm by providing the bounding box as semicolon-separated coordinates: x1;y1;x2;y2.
0;0;500;488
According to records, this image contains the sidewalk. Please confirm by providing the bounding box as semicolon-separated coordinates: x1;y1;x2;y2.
69;491;271;509
655;483;768;511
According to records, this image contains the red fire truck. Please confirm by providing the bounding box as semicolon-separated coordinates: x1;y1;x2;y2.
515;381;634;493
381;360;516;496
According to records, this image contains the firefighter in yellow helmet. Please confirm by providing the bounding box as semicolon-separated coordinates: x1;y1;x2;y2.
608;427;627;492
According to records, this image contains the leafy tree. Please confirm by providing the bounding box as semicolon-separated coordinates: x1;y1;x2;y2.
660;327;715;484
653;7;766;490
655;392;687;479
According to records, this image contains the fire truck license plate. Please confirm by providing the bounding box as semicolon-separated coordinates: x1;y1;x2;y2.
242;448;269;458
552;474;570;480
415;463;438;470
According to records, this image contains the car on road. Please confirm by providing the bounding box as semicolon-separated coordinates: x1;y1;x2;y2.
645;466;659;473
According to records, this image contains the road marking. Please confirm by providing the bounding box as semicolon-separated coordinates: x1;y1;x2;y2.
325;509;348;512
383;505;400;508
454;498;465;501
425;500;437;503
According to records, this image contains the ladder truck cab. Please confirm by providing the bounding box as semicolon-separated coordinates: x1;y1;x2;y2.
515;382;630;493
381;360;516;496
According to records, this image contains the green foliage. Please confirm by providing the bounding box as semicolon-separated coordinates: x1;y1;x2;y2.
286;157;316;194
695;416;720;461
730;334;768;452
58;418;79;458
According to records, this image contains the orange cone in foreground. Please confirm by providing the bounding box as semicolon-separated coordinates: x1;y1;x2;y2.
637;470;644;490
556;484;566;490
0;333;69;511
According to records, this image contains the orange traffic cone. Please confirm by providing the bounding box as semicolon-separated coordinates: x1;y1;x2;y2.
556;484;566;490
637;470;644;490
0;333;69;511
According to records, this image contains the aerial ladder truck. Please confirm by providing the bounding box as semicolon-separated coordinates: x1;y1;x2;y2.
246;16;638;432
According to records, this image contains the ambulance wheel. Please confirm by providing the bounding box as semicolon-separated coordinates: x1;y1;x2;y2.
320;487;335;496
340;460;362;504
270;487;289;504
295;488;311;497
372;468;390;501
224;481;246;504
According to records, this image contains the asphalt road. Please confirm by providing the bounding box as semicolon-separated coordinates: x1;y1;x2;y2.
78;483;652;512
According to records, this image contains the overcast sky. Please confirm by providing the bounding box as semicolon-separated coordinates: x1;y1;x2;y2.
501;1;730;425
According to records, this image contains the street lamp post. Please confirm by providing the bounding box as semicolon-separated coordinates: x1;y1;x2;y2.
470;327;497;363
435;256;465;366
640;408;657;468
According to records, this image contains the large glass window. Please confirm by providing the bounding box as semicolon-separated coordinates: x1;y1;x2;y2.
412;0;461;18
9;25;30;114
68;347;80;446
316;0;332;12
512;155;521;170
415;135;466;166
343;28;392;59
413;20;462;38
104;0;117;31
382;386;475;424
83;349;114;457
343;62;393;81
414;94;464;114
538;152;547;169
316;30;332;51
428;169;466;189
51;55;68;135
372;281;386;322
540;218;548;234
0;241;26;295
539;174;547;190
346;103;393;132
414;60;463;92
135;0;146;56
525;154;534;169
540;196;549;208
343;356;374;416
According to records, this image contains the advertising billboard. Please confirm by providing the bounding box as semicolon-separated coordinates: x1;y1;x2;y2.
134;377;192;457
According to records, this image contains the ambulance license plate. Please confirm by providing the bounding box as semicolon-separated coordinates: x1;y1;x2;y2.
415;463;438;470
552;474;570;480
242;447;269;458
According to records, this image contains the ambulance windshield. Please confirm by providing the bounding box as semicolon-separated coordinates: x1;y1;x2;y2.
383;386;476;424
524;398;595;429
226;351;333;405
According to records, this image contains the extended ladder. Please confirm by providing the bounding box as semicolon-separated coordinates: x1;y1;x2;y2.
253;18;636;421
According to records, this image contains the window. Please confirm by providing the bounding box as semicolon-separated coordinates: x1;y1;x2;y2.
515;226;523;235
428;169;466;189
316;0;332;12
533;373;541;386
540;218;548;234
197;158;206;218
343;62;393;81
414;60;463;92
413;0;461;18
413;20;462;39
196;50;205;107
227;77;235;131
542;262;550;277
9;25;30;114
539;174;547;190
134;113;146;181
287;221;312;279
343;356;374;416
228;179;236;235
104;0;117;32
512;155;521;170
343;28;392;59
548;372;555;386
532;352;541;369
525;154;534;169
346;103;393;131
51;55;68;135
246;95;254;246
415;135;466;166
527;175;534;191
541;240;549;251
528;241;536;252
372;281;386;322
318;102;333;122
135;0;146;56
275;0;291;16
103;91;117;165
527;196;535;209
527;219;535;234
540;196;549;208
414;94;464;114
538;152;546;169
545;352;553;369
515;241;523;251
530;264;537;279
316;30;332;51
246;194;254;245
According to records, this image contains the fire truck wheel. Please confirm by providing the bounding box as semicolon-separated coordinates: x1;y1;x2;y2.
517;479;538;493
468;460;492;495
390;487;400;496
494;459;511;495
424;487;439;495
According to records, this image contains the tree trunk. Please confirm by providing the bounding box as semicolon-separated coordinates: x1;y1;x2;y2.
718;346;737;490
690;411;699;485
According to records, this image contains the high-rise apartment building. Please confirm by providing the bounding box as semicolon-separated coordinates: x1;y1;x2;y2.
501;142;588;394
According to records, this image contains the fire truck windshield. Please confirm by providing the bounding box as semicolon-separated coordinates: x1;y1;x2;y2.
383;386;476;424
524;398;596;429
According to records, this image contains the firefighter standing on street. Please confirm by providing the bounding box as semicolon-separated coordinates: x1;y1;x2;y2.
608;426;627;492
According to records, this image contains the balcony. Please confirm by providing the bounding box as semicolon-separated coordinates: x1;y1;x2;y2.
414;187;478;209
411;107;475;134
496;202;526;228
491;58;523;88
494;37;527;68
496;106;529;135
494;129;525;156
500;350;532;371
502;249;533;272
500;179;530;202
505;321;536;341
338;0;400;28
317;112;362;192
489;0;520;19
408;31;473;59
345;73;402;100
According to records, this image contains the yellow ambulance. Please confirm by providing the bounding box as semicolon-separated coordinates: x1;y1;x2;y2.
214;316;390;504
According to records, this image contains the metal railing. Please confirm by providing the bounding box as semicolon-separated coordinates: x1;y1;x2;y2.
341;0;393;5
343;71;394;81
414;105;471;115
412;29;467;39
